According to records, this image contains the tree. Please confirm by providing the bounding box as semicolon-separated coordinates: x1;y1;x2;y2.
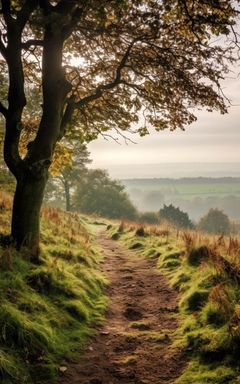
198;208;231;235
73;169;138;220
0;1;238;256
45;141;91;211
159;204;193;229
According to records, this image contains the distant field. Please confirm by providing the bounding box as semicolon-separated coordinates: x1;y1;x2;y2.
122;178;240;219
122;178;240;200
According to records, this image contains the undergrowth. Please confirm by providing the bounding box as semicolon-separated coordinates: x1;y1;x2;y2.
108;221;240;383
0;192;107;383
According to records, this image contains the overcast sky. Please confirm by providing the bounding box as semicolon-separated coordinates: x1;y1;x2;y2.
88;74;240;178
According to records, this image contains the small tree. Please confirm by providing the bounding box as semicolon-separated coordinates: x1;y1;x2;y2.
198;208;231;235
73;169;138;220
159;204;193;229
45;141;91;211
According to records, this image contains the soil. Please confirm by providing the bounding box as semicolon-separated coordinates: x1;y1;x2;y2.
57;231;186;384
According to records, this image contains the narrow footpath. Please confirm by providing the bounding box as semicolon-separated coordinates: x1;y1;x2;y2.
57;231;186;384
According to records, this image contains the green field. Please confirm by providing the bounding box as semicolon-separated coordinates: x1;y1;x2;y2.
123;178;240;200
122;178;240;220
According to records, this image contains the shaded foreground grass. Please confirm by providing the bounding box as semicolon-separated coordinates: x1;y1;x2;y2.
0;191;107;383
108;222;240;383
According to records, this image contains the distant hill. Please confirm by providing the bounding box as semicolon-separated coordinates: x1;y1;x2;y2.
121;177;240;220
122;177;240;185
101;163;240;179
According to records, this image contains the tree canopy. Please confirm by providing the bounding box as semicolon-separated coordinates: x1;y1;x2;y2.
0;0;238;250
0;1;238;161
159;204;193;229
73;169;138;220
198;208;231;234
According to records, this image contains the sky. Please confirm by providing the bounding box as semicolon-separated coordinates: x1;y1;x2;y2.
88;73;240;179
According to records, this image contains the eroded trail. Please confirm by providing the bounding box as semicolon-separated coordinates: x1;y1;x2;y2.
58;232;186;384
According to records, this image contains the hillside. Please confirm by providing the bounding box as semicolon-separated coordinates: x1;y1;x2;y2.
2;190;240;383
0;191;107;383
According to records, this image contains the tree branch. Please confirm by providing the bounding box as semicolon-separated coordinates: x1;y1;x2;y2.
17;0;39;31
74;39;137;109
59;99;75;140
61;6;85;40
39;0;53;15
1;0;10;13
21;39;44;50
1;0;13;26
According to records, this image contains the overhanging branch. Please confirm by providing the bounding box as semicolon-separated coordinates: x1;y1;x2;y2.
74;39;137;109
21;39;44;50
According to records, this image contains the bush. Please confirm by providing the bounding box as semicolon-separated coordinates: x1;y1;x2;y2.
187;246;210;266
198;208;231;235
135;226;146;237
159;204;193;229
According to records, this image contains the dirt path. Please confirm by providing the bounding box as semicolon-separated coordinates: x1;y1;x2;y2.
57;232;186;384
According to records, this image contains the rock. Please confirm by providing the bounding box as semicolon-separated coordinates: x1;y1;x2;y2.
59;366;67;373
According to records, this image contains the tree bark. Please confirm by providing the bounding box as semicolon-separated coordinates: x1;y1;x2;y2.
11;171;48;261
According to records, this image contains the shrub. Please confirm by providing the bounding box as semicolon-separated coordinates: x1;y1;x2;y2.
111;233;120;240
135;226;146;237
187;246;210;266
159;204;193;229
198;208;231;235
186;290;209;311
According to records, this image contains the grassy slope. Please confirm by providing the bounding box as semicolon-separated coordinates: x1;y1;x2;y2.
109;222;240;383
0;191;107;383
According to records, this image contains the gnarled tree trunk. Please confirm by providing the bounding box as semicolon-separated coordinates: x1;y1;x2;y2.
1;3;76;261
11;171;48;258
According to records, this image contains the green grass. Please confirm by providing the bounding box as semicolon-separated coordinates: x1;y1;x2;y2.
123;179;240;200
108;222;240;383
0;194;107;383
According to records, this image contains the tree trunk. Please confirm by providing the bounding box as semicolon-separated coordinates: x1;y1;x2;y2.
64;180;71;212
11;172;48;261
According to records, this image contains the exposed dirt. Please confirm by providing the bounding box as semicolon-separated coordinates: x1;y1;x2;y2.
57;232;186;384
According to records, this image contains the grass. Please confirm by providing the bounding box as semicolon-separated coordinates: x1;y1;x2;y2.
107;221;240;383
122;178;240;199
0;192;108;383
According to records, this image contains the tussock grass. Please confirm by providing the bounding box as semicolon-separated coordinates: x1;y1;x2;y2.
0;191;107;383
111;220;240;383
